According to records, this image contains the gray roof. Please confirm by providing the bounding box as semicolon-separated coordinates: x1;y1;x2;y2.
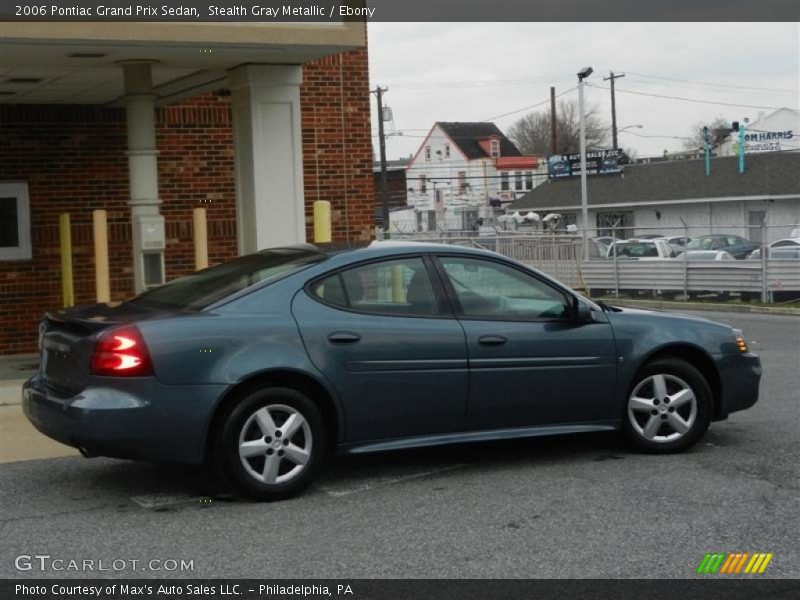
510;151;800;210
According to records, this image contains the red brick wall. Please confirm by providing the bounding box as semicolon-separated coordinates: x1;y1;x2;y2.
0;47;373;354
301;47;374;242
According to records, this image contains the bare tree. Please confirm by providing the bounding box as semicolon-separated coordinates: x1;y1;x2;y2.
506;98;609;156
684;116;731;150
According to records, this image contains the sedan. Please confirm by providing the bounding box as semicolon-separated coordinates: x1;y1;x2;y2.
685;234;760;259
24;242;762;501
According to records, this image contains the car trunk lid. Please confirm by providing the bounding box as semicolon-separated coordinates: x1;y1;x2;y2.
39;302;167;394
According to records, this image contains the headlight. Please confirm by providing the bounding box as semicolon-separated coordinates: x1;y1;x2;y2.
732;328;748;353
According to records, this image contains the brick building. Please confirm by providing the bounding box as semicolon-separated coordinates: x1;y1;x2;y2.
0;23;373;354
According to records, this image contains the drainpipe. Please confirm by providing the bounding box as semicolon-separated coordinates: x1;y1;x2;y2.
119;60;165;293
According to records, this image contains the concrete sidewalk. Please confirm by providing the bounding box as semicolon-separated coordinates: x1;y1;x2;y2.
0;354;77;463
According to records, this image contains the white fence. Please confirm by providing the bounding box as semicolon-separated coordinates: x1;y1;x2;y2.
385;225;800;303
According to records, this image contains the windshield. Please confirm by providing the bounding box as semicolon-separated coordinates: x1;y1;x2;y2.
609;241;659;258
131;248;325;310
687;237;715;250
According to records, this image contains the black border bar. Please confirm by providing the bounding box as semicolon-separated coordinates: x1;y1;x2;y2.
4;579;800;600
2;0;799;22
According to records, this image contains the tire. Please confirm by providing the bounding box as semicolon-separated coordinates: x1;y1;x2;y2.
622;357;712;453
214;387;327;501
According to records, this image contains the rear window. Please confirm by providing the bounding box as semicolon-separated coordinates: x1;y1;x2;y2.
131;248;324;310
610;241;659;257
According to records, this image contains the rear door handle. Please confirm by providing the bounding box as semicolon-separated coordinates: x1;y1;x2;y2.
478;335;507;347
327;332;362;345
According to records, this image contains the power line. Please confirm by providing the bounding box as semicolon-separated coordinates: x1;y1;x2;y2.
480;87;577;122
586;82;795;111
622;72;797;95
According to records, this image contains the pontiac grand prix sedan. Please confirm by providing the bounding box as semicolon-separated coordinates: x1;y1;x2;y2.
24;242;762;501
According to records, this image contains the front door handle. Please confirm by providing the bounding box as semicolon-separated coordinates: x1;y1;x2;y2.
327;332;361;345
478;335;508;347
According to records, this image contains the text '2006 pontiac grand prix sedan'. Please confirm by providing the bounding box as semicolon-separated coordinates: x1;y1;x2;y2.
24;241;761;500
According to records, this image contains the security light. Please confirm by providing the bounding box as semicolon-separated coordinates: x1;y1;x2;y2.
577;66;593;80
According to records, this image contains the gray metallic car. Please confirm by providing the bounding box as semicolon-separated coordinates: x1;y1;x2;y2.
24;242;762;501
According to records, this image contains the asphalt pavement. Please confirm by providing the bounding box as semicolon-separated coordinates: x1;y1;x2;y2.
1;310;797;579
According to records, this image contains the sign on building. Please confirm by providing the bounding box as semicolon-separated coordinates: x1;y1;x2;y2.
547;148;623;178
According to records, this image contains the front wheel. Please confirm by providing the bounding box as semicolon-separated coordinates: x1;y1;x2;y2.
622;358;712;453
214;387;326;501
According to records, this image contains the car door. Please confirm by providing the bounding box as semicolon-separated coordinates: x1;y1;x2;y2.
433;254;617;431
291;255;468;443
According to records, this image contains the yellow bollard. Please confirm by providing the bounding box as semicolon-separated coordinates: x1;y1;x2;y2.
93;210;110;303
193;207;208;270
59;213;74;308
313;200;331;243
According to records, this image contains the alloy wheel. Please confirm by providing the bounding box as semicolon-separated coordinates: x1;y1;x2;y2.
238;404;313;484
627;373;697;443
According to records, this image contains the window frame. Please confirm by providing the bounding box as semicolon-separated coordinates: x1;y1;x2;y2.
424;146;431;161
444;144;451;158
514;171;523;191
0;181;32;261
431;253;576;323
500;172;509;191
305;254;454;320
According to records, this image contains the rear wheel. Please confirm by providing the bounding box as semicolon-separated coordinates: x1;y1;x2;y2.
622;358;712;453
214;387;326;501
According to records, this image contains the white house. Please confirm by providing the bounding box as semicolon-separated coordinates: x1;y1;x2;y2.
396;122;546;233
718;108;799;156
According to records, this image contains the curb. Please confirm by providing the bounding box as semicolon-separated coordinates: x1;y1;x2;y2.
0;380;26;407
597;298;800;316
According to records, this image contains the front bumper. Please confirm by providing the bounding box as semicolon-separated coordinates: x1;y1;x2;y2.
22;374;226;464
713;353;762;420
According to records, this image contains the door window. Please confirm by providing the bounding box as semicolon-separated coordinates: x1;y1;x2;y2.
311;257;439;316
438;257;569;320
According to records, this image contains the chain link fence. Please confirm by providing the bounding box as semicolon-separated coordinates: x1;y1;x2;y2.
379;222;800;304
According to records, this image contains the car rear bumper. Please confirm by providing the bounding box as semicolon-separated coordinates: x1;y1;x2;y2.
713;353;762;420
22;374;226;464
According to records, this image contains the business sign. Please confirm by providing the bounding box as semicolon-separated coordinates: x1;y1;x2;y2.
547;149;623;178
732;129;795;154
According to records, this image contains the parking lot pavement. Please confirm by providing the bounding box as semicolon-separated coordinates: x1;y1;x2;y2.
0;311;797;579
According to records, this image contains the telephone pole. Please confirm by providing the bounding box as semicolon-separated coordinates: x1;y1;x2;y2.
603;71;625;150
371;86;390;235
549;86;557;155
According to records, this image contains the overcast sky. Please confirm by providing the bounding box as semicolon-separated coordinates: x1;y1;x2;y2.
367;22;800;160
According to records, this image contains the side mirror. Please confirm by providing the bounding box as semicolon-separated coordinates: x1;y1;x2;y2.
573;297;593;323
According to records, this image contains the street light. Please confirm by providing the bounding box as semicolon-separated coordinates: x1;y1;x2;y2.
577;66;592;260
618;124;643;134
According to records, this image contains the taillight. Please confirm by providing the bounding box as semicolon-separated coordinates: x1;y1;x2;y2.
91;325;153;377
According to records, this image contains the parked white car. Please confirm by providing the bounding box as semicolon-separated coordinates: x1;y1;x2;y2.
606;239;677;259
674;250;736;261
748;247;800;260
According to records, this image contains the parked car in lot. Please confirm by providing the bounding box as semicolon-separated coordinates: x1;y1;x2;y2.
685;234;759;259
674;250;736;261
607;239;678;259
768;236;800;249
23;242;762;501
747;246;800;260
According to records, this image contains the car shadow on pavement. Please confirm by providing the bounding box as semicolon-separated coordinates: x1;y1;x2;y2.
6;426;739;507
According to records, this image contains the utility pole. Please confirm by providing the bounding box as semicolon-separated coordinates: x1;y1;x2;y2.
549;86;557;155
577;67;593;260
371;86;390;235
603;71;625;150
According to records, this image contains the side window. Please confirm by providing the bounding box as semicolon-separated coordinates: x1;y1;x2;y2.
438;257;569;320
311;257;438;316
727;236;742;246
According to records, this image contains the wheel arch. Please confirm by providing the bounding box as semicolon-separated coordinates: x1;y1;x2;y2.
632;343;722;418
204;368;344;461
